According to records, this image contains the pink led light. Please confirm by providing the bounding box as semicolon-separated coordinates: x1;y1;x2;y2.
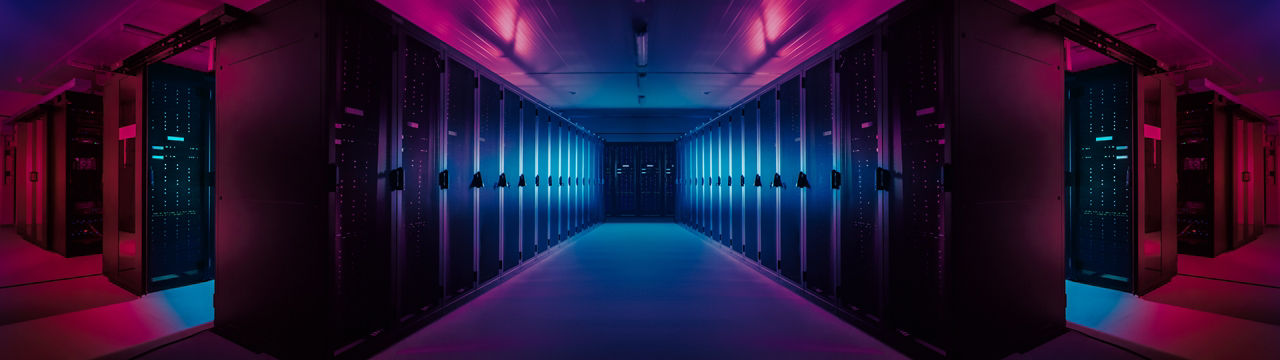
408;122;420;128
861;122;872;128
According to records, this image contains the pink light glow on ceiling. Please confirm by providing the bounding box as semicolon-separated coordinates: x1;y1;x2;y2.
376;0;905;109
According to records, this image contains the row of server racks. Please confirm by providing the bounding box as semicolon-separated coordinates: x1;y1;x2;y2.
1176;88;1268;257
676;0;1066;357
213;0;604;357
11;89;104;257
604;142;676;217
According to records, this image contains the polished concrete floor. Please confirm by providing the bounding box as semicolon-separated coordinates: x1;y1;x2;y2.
0;229;215;360
6;223;1278;359
1066;229;1280;360
372;222;904;359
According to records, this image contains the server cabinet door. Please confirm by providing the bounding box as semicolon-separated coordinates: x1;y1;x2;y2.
143;64;213;288
1176;92;1223;257
14;122;29;239
502;91;521;270
716;119;727;240
521;103;538;259
720;119;731;247
886;11;946;345
334;12;395;345
743;106;759;261
705;130;713;236
61;91;105;258
837;39;881;314
779;77;803;283
804;61;835;295
759;94;779;270
697;132;705;232
476;77;502;284
538;112;550;251
730;109;743;252
694;133;702;230
574;131;581;230
547;117;559;247
400;37;441;313
445;60;476;294
30;115;48;249
1065;63;1136;292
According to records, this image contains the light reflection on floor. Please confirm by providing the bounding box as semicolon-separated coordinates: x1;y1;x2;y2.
0;277;213;360
1067;230;1280;360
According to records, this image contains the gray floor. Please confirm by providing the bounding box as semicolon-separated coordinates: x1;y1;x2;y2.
374;222;905;359
123;222;1145;359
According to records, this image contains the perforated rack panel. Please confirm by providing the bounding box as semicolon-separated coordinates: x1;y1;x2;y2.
144;63;213;291
722;118;732;247
730;107;744;252
333;10;393;345
63;92;105;257
445;59;476;294
521;103;539;259
539;108;551;251
1067;63;1134;291
1175;92;1218;256
804;61;835;295
887;8;945;345
715;119;726;245
742;104;759;261
547;116;559;247
759;94;779;270
778;77;803;283
477;77;501;284
400;37;442;313
502;91;521;270
837;39;880;313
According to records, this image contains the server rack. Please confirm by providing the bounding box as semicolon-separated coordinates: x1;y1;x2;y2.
12;90;104;257
676;0;1064;357
445;58;476;295
836;36;881;315
721;117;732;248
213;0;603;357
476;77;502;284
400;34;442;316
759;93;779;271
778;77;803;283
501;91;521;270
547;116;560;247
804;60;836;296
1065;63;1177;294
520;102;539;260
102;63;215;295
730;109;744;253
742;105;760;261
1177;91;1267;257
603;142;676;217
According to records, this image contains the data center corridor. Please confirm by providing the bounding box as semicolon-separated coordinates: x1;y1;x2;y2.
372;222;898;359
125;221;1146;360
4;0;1280;358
